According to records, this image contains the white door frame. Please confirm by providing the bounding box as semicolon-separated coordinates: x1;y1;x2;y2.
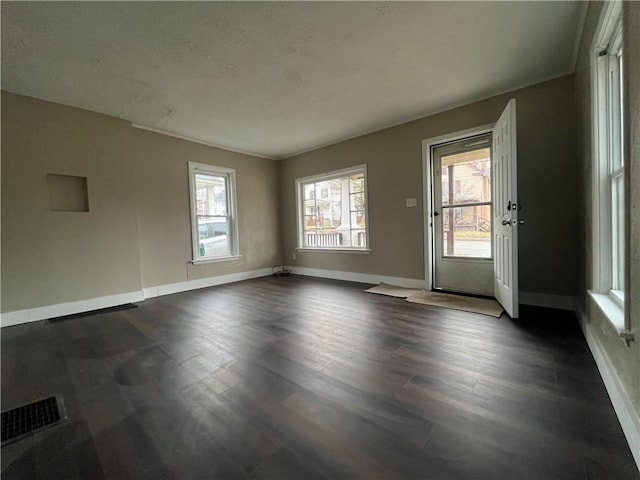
421;123;495;290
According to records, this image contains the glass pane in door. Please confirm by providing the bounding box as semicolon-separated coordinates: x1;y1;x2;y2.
441;148;491;206
439;146;492;258
442;205;491;258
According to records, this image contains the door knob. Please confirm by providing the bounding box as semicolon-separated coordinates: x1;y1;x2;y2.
501;219;511;226
513;219;525;225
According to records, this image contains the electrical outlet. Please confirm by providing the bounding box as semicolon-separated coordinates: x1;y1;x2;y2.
406;198;417;207
292;253;296;260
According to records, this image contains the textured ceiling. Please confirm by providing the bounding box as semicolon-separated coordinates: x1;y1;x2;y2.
1;2;586;159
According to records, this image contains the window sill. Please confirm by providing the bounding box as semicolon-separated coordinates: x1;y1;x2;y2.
191;255;241;265
296;248;371;254
588;290;632;345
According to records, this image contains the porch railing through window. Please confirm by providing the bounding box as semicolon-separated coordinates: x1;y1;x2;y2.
306;232;342;247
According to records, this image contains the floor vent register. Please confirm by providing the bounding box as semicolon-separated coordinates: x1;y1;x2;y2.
1;396;65;446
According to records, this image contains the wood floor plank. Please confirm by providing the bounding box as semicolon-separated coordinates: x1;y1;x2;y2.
1;275;638;479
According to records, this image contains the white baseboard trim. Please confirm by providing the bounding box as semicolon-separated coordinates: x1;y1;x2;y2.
519;291;576;310
576;303;640;471
1;268;275;328
143;268;273;298
0;290;145;328
287;268;576;310
285;266;427;289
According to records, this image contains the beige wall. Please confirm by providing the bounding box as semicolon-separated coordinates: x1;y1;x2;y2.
1;93;142;311
131;128;281;288
1;91;281;312
280;75;579;296
576;1;640;428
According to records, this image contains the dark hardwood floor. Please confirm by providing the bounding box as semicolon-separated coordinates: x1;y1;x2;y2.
1;275;637;479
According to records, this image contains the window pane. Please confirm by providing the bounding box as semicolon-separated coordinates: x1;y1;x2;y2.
441;148;491;206
195;174;227;216
303;214;317;230
314;180;331;199
304;183;316;200
350;191;365;211
197;216;230;257
612;174;624;291
349;175;364;193
298;169;367;249
442;205;491;258
350;210;365;229
609;52;623;172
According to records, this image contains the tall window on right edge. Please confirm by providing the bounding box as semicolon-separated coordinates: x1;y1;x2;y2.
606;25;624;299
592;1;625;317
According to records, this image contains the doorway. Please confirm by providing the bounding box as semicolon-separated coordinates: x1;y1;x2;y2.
423;99;519;317
431;134;494;295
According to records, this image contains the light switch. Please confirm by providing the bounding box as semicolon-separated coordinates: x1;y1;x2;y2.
406;198;417;208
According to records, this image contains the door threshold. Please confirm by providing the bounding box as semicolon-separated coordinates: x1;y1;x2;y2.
432;288;495;300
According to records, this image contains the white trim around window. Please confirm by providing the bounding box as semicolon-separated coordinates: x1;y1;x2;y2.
188;162;241;264
295;165;371;253
589;0;630;341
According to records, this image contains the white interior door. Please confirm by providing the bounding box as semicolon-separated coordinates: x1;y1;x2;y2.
492;99;519;318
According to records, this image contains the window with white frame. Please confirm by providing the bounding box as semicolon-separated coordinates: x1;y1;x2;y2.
188;162;239;263
590;1;628;335
296;166;369;251
606;24;624;299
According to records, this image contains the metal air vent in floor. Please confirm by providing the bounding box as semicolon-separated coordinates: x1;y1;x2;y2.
1;395;65;446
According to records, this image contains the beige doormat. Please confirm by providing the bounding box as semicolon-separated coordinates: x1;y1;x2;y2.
364;283;422;298
405;290;503;317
